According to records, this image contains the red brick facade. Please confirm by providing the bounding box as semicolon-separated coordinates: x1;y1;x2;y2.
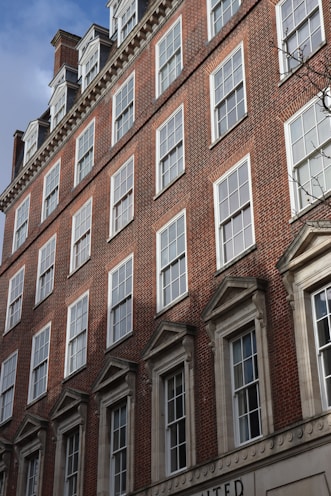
1;0;331;495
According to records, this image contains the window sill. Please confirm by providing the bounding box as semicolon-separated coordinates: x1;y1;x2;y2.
0;417;12;427
34;291;53;309
3;320;21;336
62;364;87;383
105;330;133;352
67;257;91;278
278;41;327;87
215;244;257;275
107;218;134;243
236;433;263;449
209;113;248;150
153;171;186;200
289;188;331;223
155;291;189;318
26;392;47;408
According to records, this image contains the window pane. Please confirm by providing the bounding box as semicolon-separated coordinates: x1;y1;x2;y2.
213;46;245;138
158;108;184;191
216;160;253;266
232;330;261;444
114;75;134;142
312;285;331;408
110;257;133;344
159;214;187;309
76;122;94;183
166;370;186;473
158;19;182;95
72;200;92;271
280;0;323;72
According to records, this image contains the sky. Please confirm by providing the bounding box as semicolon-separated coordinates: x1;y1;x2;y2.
0;0;110;262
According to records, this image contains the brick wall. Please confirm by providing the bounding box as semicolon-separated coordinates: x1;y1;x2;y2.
0;0;330;494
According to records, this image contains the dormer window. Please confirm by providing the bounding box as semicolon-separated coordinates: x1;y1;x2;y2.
22;120;49;166
81;42;100;91
23;124;38;165
108;0;147;45
49;66;79;131
77;25;111;93
52;87;66;128
119;0;137;43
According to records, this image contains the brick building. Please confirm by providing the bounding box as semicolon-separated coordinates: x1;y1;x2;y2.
0;0;331;494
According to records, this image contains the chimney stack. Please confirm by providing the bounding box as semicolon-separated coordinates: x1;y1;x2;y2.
51;30;81;76
11;130;24;180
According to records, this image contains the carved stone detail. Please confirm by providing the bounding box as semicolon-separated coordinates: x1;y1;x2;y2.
282;271;295;310
140;413;331;496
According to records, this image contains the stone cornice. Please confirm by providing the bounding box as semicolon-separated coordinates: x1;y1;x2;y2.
0;0;176;212
135;414;331;496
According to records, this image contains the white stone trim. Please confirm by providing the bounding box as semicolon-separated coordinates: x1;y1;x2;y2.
203;277;273;454
277;221;331;418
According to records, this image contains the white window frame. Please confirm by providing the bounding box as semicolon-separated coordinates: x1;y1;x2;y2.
0;351;18;424
41;161;60;221
112;73;135;145
276;0;325;77
143;322;196;482
5;266;25;332
156;210;188;312
118;0;138;44
94;358;136;496
35;235;56;305
110;402;127;496
50;86;67;130
65;292;89;377
213;155;255;269
28;324;51;404
81;41;100;91
25;452;40;496
13;195;30;252
231;328;262;445
108;254;133;346
165;368;187;475
64;429;80;496
203;277;273;453
312;284;331;410
23;124;38;165
285;94;331;215
75;120;95;186
70;198;92;273
210;42;246;142
156;17;183;98
156;105;185;193
277;221;331;419
110;157;134;237
15;418;47;496
109;0;120;37
52;390;87;496
207;0;241;39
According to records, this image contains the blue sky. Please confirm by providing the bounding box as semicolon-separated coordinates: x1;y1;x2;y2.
0;1;109;262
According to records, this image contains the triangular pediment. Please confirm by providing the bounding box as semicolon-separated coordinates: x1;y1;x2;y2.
22;120;38;141
14;414;48;445
81;37;100;64
93;356;138;394
143;321;196;362
277;221;331;274
50;387;89;421
202;277;268;323
49;82;66;106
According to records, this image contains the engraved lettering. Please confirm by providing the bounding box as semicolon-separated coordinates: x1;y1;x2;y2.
235;479;244;496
